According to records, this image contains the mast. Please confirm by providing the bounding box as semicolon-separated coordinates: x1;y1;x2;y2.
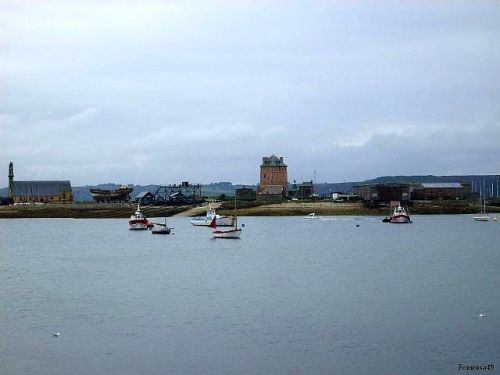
234;194;238;228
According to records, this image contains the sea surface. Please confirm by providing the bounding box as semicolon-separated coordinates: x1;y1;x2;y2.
1;215;499;375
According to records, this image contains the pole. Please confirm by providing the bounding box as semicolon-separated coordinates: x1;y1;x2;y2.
234;194;237;228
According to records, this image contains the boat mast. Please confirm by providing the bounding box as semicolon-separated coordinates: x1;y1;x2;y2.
234;194;238;228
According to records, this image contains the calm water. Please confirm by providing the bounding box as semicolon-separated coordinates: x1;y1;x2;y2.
1;215;499;375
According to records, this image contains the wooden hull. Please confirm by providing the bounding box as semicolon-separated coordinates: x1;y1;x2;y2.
152;228;172;234
91;187;132;202
191;216;235;226
212;228;242;238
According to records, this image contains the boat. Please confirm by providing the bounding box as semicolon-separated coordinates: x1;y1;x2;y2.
151;217;174;235
91;184;133;203
128;204;154;230
474;198;490;221
191;203;235;226
304;213;323;220
389;204;411;224
209;197;242;239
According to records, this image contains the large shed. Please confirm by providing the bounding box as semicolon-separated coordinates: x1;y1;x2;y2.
7;162;73;204
411;182;467;200
10;181;73;203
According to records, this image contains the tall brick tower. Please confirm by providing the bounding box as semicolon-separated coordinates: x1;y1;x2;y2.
259;154;288;195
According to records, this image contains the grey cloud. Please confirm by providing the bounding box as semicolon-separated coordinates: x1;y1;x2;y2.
1;1;499;185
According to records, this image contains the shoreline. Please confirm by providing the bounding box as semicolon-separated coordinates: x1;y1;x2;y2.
1;201;499;219
0;203;192;219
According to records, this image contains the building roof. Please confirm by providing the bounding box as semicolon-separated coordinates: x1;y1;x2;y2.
299;181;314;187
135;191;153;198
420;182;463;188
261;154;287;167
11;181;72;197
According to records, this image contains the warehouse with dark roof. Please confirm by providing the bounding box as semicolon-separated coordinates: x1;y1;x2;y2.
8;162;73;204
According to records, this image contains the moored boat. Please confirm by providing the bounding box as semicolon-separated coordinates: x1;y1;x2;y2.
151;217;174;235
304;213;323;220
191;204;235;226
129;204;153;230
210;220;242;238
474;198;490;222
389;205;411;224
209;197;242;238
152;226;172;234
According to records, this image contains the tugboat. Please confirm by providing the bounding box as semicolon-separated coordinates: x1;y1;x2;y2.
389;204;411;224
129;204;154;230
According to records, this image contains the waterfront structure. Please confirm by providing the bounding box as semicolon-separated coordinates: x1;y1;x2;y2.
257;154;288;202
235;187;256;201
353;183;412;204
134;191;155;205
411;182;468;200
90;185;132;203
8;162;73;204
152;182;203;205
297;181;315;199
354;181;469;204
256;185;284;202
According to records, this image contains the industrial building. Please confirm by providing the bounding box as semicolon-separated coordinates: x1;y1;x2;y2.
411;182;469;200
7;162;73;204
297;181;315;199
354;181;470;204
353;183;411;204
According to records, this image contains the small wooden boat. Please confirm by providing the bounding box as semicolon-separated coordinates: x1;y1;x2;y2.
209;197;242;239
152;227;172;235
151;217;174;235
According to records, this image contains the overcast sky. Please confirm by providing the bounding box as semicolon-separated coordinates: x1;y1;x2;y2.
1;1;499;186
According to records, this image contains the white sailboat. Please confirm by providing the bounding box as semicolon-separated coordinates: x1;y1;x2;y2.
190;202;235;226
210;197;242;239
474;198;490;221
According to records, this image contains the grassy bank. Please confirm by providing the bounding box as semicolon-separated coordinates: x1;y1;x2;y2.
1;201;499;219
218;200;500;216
0;203;193;219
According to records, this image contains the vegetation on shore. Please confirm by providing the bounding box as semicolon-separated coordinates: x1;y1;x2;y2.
0;203;189;219
1;200;499;219
218;200;500;216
